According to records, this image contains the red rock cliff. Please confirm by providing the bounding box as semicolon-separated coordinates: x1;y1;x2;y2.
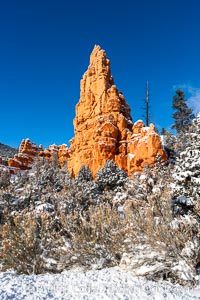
127;121;167;174
39;144;69;167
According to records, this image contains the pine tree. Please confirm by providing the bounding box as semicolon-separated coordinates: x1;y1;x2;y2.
171;89;195;134
145;80;150;126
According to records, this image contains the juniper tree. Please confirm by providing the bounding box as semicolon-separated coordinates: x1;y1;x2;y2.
76;165;93;182
171;89;194;134
96;160;127;191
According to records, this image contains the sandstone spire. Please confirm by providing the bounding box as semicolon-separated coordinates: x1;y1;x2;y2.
68;45;134;177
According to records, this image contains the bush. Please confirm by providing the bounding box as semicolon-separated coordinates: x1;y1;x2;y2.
0;170;11;188
1;213;44;274
120;172;200;285
0;155;199;285
59;203;128;269
76;165;93;182
1;212;70;274
96;160;127;191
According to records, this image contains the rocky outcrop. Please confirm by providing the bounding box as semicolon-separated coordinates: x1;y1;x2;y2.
68;45;167;177
8;139;43;170
67;45;133;177
127;121;167;174
39;144;69;167
8;139;69;171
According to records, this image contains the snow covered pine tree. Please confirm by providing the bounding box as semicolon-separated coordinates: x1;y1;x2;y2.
96;160;127;191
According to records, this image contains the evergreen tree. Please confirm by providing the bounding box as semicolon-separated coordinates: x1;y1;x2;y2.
161;128;177;163
76;165;93;182
96;160;127;191
171;89;195;134
144;80;150;126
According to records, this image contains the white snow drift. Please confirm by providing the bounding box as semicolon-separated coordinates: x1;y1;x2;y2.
0;267;199;300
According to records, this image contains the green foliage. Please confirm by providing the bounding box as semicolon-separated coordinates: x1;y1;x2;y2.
171;89;195;134
76;165;93;182
0;147;199;284
96;160;127;191
161;128;177;163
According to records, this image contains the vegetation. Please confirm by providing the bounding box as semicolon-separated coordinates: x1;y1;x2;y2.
171;89;195;134
0;94;199;287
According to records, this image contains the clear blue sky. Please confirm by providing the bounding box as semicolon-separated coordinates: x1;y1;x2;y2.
1;0;200;148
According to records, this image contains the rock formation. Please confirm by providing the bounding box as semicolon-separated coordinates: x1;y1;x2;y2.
7;45;167;176
8;139;42;170
68;45;167;177
67;45;133;177
127;121;167;174
8;139;69;170
39;144;69;167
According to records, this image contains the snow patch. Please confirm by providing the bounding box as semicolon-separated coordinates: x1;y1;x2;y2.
0;268;199;300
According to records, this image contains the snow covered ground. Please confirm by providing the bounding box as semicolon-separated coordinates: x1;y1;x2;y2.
0;267;200;300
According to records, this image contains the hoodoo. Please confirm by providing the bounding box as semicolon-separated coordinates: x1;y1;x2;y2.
8;139;42;169
67;45;133;177
67;45;167;176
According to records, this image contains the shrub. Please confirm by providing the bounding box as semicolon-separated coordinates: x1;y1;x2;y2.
96;160;127;191
1;213;44;274
59;203;128;269
0;170;11;188
76;165;93;182
1;212;70;274
1;154;199;285
121;172;200;285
